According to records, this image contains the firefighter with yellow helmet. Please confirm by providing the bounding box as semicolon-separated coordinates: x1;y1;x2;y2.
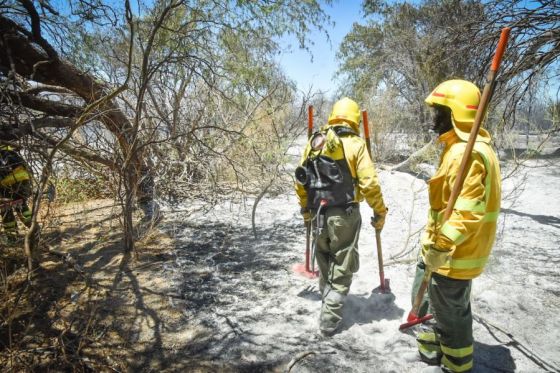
411;80;501;372
295;98;387;336
0;145;33;243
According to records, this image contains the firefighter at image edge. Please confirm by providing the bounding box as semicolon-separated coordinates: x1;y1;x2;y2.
0;145;33;243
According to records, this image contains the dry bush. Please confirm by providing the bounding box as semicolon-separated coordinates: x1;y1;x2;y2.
52;176;112;204
364;88;439;171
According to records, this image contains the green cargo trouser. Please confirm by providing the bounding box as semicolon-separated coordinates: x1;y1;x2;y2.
411;256;431;318
314;205;361;332
414;265;474;373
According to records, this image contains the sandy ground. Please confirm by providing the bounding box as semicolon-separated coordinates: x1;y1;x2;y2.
4;141;558;372
151;146;560;372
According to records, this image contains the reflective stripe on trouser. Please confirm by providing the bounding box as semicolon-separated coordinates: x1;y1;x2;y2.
411;255;431;318
417;327;442;365
1;209;18;236
315;205;361;328
0;168;30;187
0;181;32;230
428;273;474;372
3;220;17;232
19;205;32;227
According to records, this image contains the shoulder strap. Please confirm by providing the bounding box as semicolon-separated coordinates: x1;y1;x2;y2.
331;126;357;137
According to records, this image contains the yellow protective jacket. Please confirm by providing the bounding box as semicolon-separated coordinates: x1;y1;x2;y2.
0;166;30;187
422;129;501;280
295;122;386;215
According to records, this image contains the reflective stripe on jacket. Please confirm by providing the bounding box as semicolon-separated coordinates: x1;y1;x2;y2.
421;129;501;280
295;122;386;214
0;166;30;187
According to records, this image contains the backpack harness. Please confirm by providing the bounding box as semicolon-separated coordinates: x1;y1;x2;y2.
295;125;358;211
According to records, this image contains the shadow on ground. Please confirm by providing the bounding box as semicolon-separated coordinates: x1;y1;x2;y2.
340;291;404;331
144;217;316;371
501;208;560;228
0;201;181;371
474;342;516;372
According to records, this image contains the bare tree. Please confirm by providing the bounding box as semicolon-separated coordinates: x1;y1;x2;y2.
470;0;560;120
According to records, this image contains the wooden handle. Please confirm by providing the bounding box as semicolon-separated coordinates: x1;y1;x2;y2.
362;110;372;158
443;26;511;223
307;105;314;139
409;26;511;323
362;110;370;139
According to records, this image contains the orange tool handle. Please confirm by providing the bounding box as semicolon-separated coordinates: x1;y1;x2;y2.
491;27;511;72
307;105;314;139
362;110;370;139
305;104;313;272
362;110;372;158
443;26;510;222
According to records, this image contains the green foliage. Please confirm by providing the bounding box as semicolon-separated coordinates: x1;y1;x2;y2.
53;176;112;203
337;0;487;118
335;0;494;161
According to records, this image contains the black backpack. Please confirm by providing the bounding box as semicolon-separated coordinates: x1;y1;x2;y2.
296;126;357;209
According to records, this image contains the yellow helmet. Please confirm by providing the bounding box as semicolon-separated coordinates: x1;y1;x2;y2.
425;79;480;122
328;97;360;128
425;79;490;142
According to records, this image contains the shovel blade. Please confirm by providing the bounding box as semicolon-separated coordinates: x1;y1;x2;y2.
382;278;391;293
292;263;319;279
373;278;391;294
399;312;433;331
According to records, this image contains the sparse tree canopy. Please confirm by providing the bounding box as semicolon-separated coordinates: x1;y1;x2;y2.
0;0;331;254
473;0;560;116
338;0;486;116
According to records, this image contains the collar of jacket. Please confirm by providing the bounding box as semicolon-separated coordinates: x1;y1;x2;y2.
438;125;492;148
438;129;460;147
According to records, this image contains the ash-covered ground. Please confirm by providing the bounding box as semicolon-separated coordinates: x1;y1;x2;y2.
157;151;560;372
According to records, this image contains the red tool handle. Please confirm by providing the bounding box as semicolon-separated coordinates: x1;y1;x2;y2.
362;110;370;139
307;105;314;139
443;27;510;223
305;105;314;272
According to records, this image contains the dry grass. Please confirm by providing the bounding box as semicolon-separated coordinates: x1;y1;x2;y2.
0;199;191;372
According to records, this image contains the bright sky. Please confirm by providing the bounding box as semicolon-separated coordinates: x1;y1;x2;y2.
276;1;364;97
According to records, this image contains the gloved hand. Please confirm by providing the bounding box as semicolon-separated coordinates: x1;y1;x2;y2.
371;208;388;231
422;246;450;271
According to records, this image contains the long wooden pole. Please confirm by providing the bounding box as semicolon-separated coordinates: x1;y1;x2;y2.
400;27;511;331
305;105;314;272
362;110;389;292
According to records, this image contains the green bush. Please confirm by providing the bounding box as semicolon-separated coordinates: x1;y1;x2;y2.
53;176;112;203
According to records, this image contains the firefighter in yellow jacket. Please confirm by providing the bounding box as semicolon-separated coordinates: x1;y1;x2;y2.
412;80;501;372
0;145;33;243
295;98;387;336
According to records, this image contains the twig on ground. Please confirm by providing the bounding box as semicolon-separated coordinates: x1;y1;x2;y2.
285;349;337;372
252;178;274;239
474;313;560;373
285;351;316;372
